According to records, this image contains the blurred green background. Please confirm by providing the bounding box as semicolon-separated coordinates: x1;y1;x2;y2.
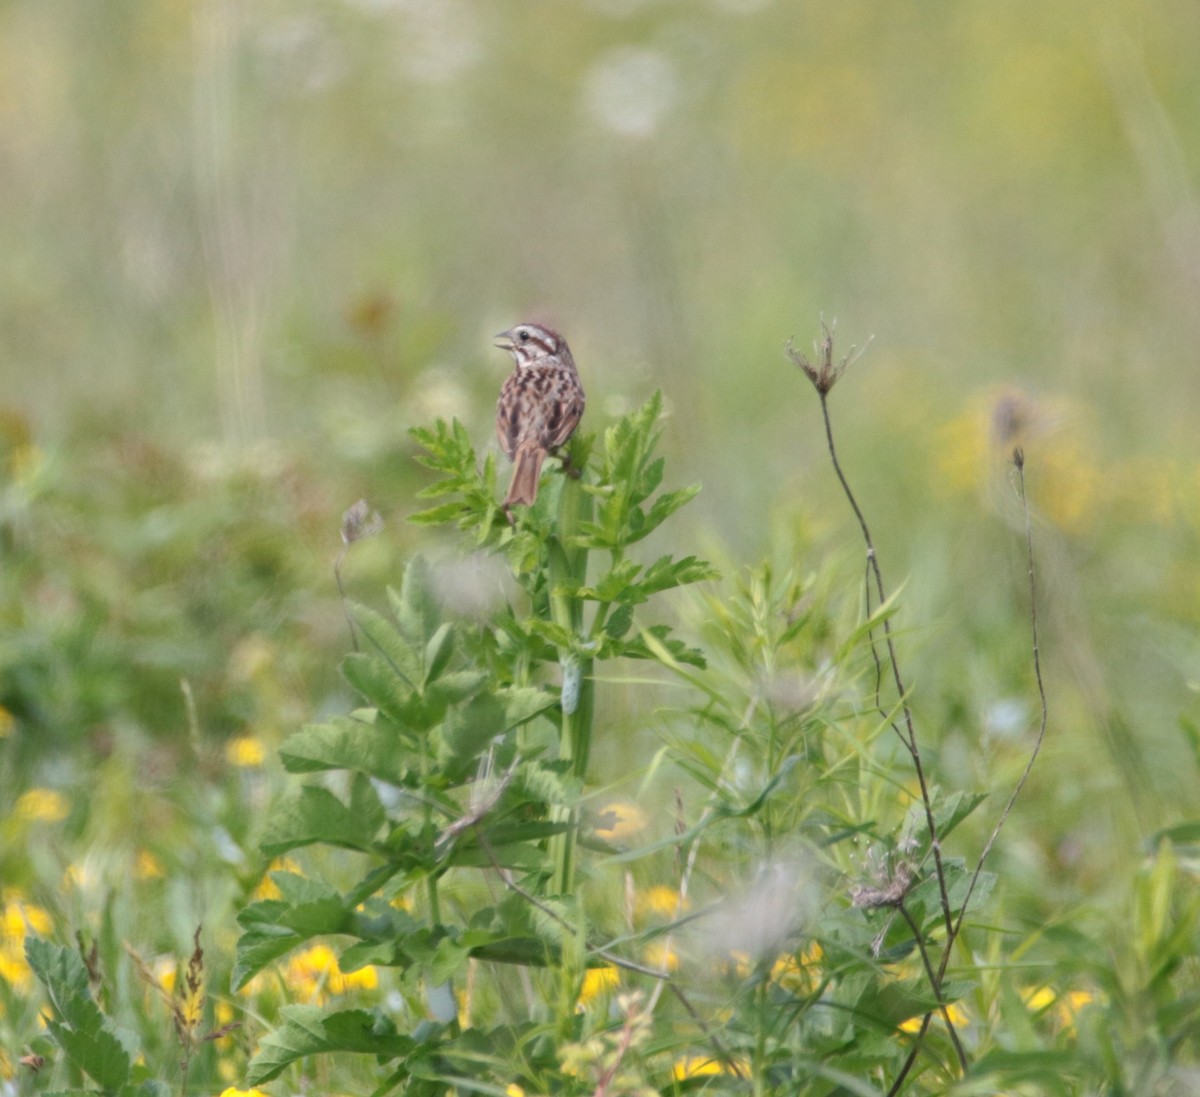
3;0;1199;924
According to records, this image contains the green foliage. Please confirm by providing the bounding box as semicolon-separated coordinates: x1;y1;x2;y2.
24;937;172;1097
232;394;720;1091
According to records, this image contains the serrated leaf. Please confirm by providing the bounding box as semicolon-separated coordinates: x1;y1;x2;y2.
393;556;440;647
349;602;422;691
46;1021;131;1092
261;780;384;858
603;603;635;640
247;1006;415;1085
423;622;455;684
278;712;416;786
25;937;96;1034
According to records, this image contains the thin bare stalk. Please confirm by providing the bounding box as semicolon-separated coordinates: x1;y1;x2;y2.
896;903;967;1071
938;448;1047;980
817;390;954;941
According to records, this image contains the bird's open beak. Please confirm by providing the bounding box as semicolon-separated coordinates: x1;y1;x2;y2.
494;330;514;352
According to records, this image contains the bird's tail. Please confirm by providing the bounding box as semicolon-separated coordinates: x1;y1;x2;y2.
504;442;547;508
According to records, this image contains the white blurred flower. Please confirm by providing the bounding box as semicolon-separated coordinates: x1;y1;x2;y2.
701;857;816;962
584;46;679;138
430;552;512;619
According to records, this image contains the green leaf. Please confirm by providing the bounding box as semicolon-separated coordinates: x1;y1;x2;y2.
45;1021;132;1092
635;554;719;596
627;484;702;544
232;889;354;991
349;602;421;692
423;622;455;684
603;603;635;640
278;712;416;786
25;938;132;1091
393;556;440;648
247;1006;416;1085
261;778;385;858
341;652;425;728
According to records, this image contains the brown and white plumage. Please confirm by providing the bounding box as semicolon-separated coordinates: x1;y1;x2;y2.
494;322;585;509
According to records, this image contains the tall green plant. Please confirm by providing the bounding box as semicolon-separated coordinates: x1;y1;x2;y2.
232;393;715;1092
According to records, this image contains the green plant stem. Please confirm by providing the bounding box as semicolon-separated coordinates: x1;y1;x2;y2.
548;469;594;896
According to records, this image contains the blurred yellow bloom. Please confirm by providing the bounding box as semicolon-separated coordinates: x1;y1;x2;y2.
577;965;619;1006
0;950;32;991
225;736;266;768
2;893;53;938
214;1000;236;1028
135;850;165;880
506;1085;525;1097
642;941;678;973
286;944;378;1001
155;955;177;993
900;1002;968;1033
14;788;69;823
218;1089;271;1097
636;885;687;919
250;856;304;902
1023;985;1056;1013
672;1055;747;1080
593;800;648;842
0;705;14;738
771;942;823;994
935;389;1102;533
0;894;52;991
1022;985;1097;1034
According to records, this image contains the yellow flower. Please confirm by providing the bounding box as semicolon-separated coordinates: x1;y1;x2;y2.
2;893;53;938
217;1089;271;1097
770;942;823;994
899;1002;968;1034
2;893;54;986
592;800;648;842
214;1000;236;1028
505;1086;526;1097
250;856;304;902
225;736;266;768
577;965;619;1007
135;850;165;880
642;941;678;973
636;885;687;919
671;1055;748;1080
285;944;378;1001
0;706;15;738
1022;985;1097;1035
14;788;69;823
1023;985;1057;1013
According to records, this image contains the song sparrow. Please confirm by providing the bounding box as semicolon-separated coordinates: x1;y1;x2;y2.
494;322;586;509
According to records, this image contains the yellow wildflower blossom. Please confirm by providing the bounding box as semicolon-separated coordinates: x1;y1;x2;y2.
0;706;14;738
593;800;648;842
135;850;165;880
577;965;619;1006
899;1001;968;1033
285;944;378;1001
642;941;678;973
672;1055;748;1080
225;736;266;768
14;788;69;823
636;885;687;919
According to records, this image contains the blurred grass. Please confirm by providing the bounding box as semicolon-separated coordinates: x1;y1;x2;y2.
2;0;1199;1088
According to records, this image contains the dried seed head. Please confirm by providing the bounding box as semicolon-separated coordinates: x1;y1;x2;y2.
341;499;384;545
849;846;916;910
786;319;872;395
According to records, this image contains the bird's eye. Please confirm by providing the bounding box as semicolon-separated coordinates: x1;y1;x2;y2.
517;329;530;342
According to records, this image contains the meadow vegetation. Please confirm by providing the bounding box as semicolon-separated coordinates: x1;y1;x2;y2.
3;3;1200;1095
